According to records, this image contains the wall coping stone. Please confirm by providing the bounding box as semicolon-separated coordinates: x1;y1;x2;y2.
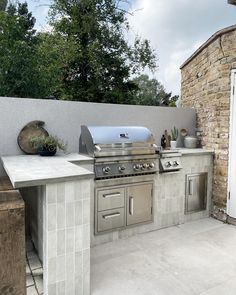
180;24;236;69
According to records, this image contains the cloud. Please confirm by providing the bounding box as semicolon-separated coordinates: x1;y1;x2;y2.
128;0;236;94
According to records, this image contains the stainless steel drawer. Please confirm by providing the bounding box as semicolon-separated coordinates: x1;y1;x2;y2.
97;188;125;211
185;173;207;213
97;208;125;232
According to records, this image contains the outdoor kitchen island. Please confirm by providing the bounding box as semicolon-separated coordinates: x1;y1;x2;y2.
1;153;94;295
1;148;214;295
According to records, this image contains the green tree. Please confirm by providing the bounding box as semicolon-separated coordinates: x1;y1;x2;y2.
0;2;41;97
49;0;157;103
0;0;7;11
132;74;179;106
35;32;76;99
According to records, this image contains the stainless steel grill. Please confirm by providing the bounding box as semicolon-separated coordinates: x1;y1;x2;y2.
79;125;158;179
79;125;157;234
79;125;156;158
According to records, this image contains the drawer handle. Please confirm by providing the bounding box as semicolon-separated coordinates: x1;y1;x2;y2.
189;179;193;195
103;193;121;199
129;196;134;215
102;212;121;219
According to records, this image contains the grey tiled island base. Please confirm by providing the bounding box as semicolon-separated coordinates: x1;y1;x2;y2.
41;179;92;295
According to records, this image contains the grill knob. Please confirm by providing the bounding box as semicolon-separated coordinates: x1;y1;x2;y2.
148;162;155;169
173;160;179;167
142;163;148;170
118;166;126;173
102;166;111;174
165;161;172;168
133;164;141;171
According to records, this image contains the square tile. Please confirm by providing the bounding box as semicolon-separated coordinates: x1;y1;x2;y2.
26;286;38;295
57;280;65;295
34;274;43;294
28;255;42;271
57;203;66;230
57;229;66;256
48;257;56;284
32;267;43;277
48;231;57;258
48;283;56;295
75;251;83;278
75;225;83;252
65;182;75;202
75;201;83;226
26;274;34;287
47;184;57;204
66;228;75;253
47;204;57;231
75;275;83;295
66;202;75;228
57;183;65;203
56;255;66;282
82;224;90;250
83;199;90;225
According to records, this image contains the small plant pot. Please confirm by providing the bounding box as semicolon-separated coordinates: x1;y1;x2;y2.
170;141;177;149
38;147;57;157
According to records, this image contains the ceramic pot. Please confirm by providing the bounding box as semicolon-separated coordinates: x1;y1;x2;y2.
184;136;198;148
38;147;57;156
170;141;177;149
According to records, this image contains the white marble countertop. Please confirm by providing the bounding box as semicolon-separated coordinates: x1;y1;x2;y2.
1;153;94;188
160;148;214;156
179;148;214;155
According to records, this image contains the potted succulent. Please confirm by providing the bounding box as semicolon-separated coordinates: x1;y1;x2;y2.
170;126;179;149
28;135;67;156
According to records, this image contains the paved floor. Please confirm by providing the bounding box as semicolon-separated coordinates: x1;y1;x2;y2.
91;218;236;295
26;239;43;295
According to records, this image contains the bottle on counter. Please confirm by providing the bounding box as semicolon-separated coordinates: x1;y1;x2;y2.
161;134;166;149
164;130;171;148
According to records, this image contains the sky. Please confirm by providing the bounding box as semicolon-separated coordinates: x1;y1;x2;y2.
23;0;236;95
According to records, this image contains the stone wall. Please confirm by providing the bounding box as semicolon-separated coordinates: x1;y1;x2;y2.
181;25;236;219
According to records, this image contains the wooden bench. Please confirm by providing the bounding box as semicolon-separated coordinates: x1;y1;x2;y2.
0;176;15;191
0;190;26;295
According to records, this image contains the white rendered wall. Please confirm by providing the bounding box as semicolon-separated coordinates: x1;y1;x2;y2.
0;97;196;175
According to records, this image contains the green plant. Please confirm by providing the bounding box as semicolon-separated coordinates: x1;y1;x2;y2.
171;126;179;141
28;135;67;152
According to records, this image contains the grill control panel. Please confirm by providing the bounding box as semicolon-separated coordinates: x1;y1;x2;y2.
159;157;182;172
95;159;157;179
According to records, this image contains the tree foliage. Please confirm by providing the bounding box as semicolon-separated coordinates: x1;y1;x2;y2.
0;1;179;106
0;2;40;97
0;0;7;11
49;0;157;103
132;74;179;106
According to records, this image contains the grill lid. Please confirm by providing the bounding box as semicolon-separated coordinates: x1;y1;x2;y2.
79;125;156;157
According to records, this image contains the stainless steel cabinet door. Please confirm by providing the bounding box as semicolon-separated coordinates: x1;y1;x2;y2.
185;173;207;213
126;183;153;226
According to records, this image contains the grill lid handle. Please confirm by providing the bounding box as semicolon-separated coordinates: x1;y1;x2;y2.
95;145;101;152
120;133;129;139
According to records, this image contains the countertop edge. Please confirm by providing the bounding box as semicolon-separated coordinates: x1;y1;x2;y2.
180;149;215;156
1;153;94;188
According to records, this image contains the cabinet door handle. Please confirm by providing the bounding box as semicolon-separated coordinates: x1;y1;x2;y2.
129;196;134;215
102;212;121;219
103;193;121;198
189;179;193;195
